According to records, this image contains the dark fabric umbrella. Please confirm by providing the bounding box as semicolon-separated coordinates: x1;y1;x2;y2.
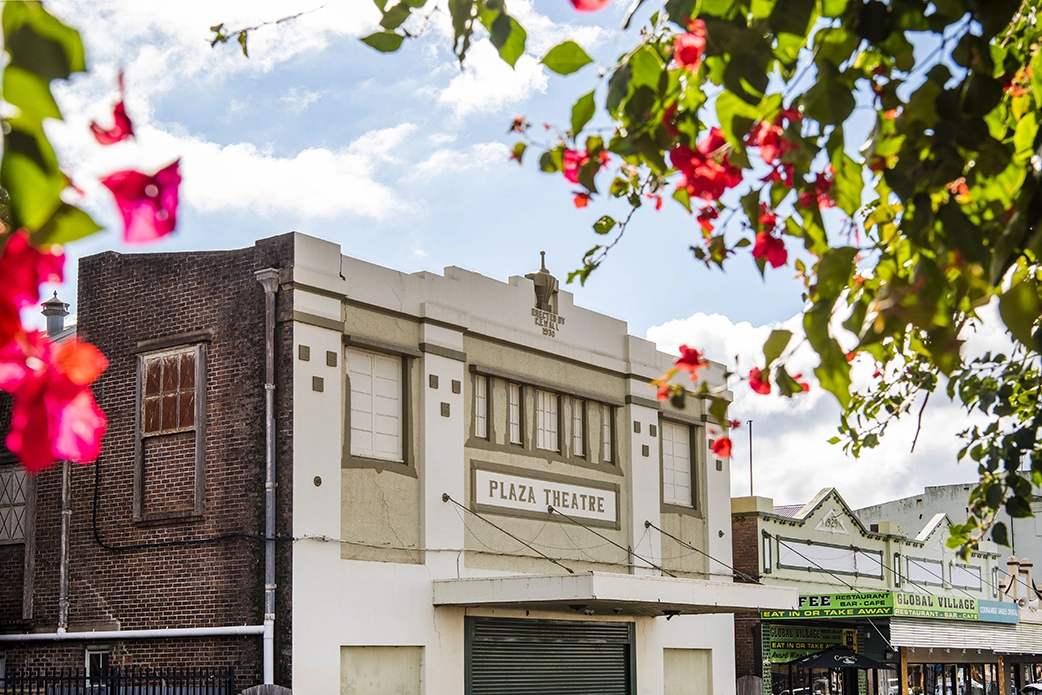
796;646;896;670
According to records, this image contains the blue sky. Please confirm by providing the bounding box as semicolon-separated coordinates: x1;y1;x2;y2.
38;0;1000;511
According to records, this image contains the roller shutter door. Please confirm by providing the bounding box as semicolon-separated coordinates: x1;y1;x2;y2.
467;617;634;695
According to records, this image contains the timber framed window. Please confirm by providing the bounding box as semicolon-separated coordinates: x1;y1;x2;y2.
0;467;27;543
474;374;489;440
572;397;585;458
134;340;207;521
601;404;615;464
535;389;559;452
661;421;694;507
508;383;523;445
347;347;403;463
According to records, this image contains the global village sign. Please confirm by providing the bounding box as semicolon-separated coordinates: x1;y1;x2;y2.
762;592;1018;624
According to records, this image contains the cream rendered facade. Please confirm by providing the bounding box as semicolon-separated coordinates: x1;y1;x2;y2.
286;233;795;695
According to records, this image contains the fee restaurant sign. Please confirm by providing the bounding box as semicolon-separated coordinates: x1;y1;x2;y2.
762;592;1018;624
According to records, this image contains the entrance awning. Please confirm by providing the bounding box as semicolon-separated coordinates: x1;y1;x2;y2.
432;572;797;617
796;646;896;670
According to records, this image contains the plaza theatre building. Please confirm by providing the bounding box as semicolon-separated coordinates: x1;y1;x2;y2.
0;232;793;694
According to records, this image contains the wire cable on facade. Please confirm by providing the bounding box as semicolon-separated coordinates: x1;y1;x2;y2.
547;505;675;578
853;543;986;601
645;520;760;584
442;494;575;574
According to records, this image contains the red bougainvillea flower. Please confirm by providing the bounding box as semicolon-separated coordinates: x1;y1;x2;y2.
696;206;718;234
753;231;787;268
711;436;732;458
749;367;771;395
661;103;680;139
0;229;64;310
673;21;707;72
573;192;591;208
798;168;836;209
792;373;811;392
570;0;610;11
0;333;108;473
101;159;181;244
90;72;134;145
675;345;708;379
728;419;741;429
670;127;742;201
758;203;777;230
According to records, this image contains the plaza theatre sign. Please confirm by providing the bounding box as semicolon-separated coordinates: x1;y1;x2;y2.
472;463;618;527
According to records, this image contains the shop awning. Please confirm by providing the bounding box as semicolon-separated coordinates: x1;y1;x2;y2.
432;572;797;617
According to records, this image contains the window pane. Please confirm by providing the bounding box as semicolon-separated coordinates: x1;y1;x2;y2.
145;358;161;395
509;384;521;444
179;392;195;428
0;468;27;542
601;404;612;463
161;394;178;430
663;422;693;506
573;398;584;457
144;397;161;433
180;352;195;388
162;354;179;392
536;390;558;451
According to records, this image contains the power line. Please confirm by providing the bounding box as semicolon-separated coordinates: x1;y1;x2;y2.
645;520;760;584
547;505;675;578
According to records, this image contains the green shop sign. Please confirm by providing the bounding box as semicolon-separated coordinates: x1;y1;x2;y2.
761;592;1019;624
766;624;854;662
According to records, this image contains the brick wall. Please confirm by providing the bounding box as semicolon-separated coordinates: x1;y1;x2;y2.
732;515;763;679
0;235;295;689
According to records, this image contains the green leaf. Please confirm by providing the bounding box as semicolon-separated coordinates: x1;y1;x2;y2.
511;142;527;165
763;329;792;369
2;123;64;231
593;216;616;235
3;2;86;82
802;60;855;126
237;30;248;57
816;246;857;302
361;31;404;52
380;2;412;29
31;202;102;245
605;64;632;116
482;10;526;68
2;66;61;122
999;279;1042;348
629;45;663;90
992;522;1009;547
831;152;863;217
541;41;593;76
570;91;596;136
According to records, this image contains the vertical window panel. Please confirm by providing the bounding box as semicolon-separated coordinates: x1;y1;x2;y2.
141;346;198;436
662;422;692;507
601;404;613;463
509;383;522;444
0;467;27;542
536;390;558;452
474;375;488;439
572;397;584;457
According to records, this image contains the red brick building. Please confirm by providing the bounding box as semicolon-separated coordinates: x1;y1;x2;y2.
0;235;295;691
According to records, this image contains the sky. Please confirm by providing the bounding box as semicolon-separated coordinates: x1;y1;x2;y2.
34;0;1010;513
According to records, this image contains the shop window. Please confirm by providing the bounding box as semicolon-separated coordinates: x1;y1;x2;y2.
535;390;559;452
0;467;27;543
474;374;488;439
572;397;585;458
508;383;522;445
134;343;206;520
347;347;403;463
662;421;693;507
951;563;982;590
601;404;614;463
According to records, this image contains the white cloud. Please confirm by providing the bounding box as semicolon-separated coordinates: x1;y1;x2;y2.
53;121;412;220
401;142;511;182
646;306;1016;510
280;87;321;110
433;41;550;120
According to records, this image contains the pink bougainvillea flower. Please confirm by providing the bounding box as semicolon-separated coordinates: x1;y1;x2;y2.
675;345;708;376
101;159;181;244
711;436;732;458
563;149;586;184
90;101;134;145
673;23;707;73
749;367;771;395
0;333;108;473
90;72;134;145
753;231;787;268
670;127;742;201
0;229;64;310
570;0;610;10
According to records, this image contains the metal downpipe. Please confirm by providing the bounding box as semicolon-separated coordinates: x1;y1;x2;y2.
255;268;280;686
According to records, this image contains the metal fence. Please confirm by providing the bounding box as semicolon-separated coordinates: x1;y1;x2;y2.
1;666;235;694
